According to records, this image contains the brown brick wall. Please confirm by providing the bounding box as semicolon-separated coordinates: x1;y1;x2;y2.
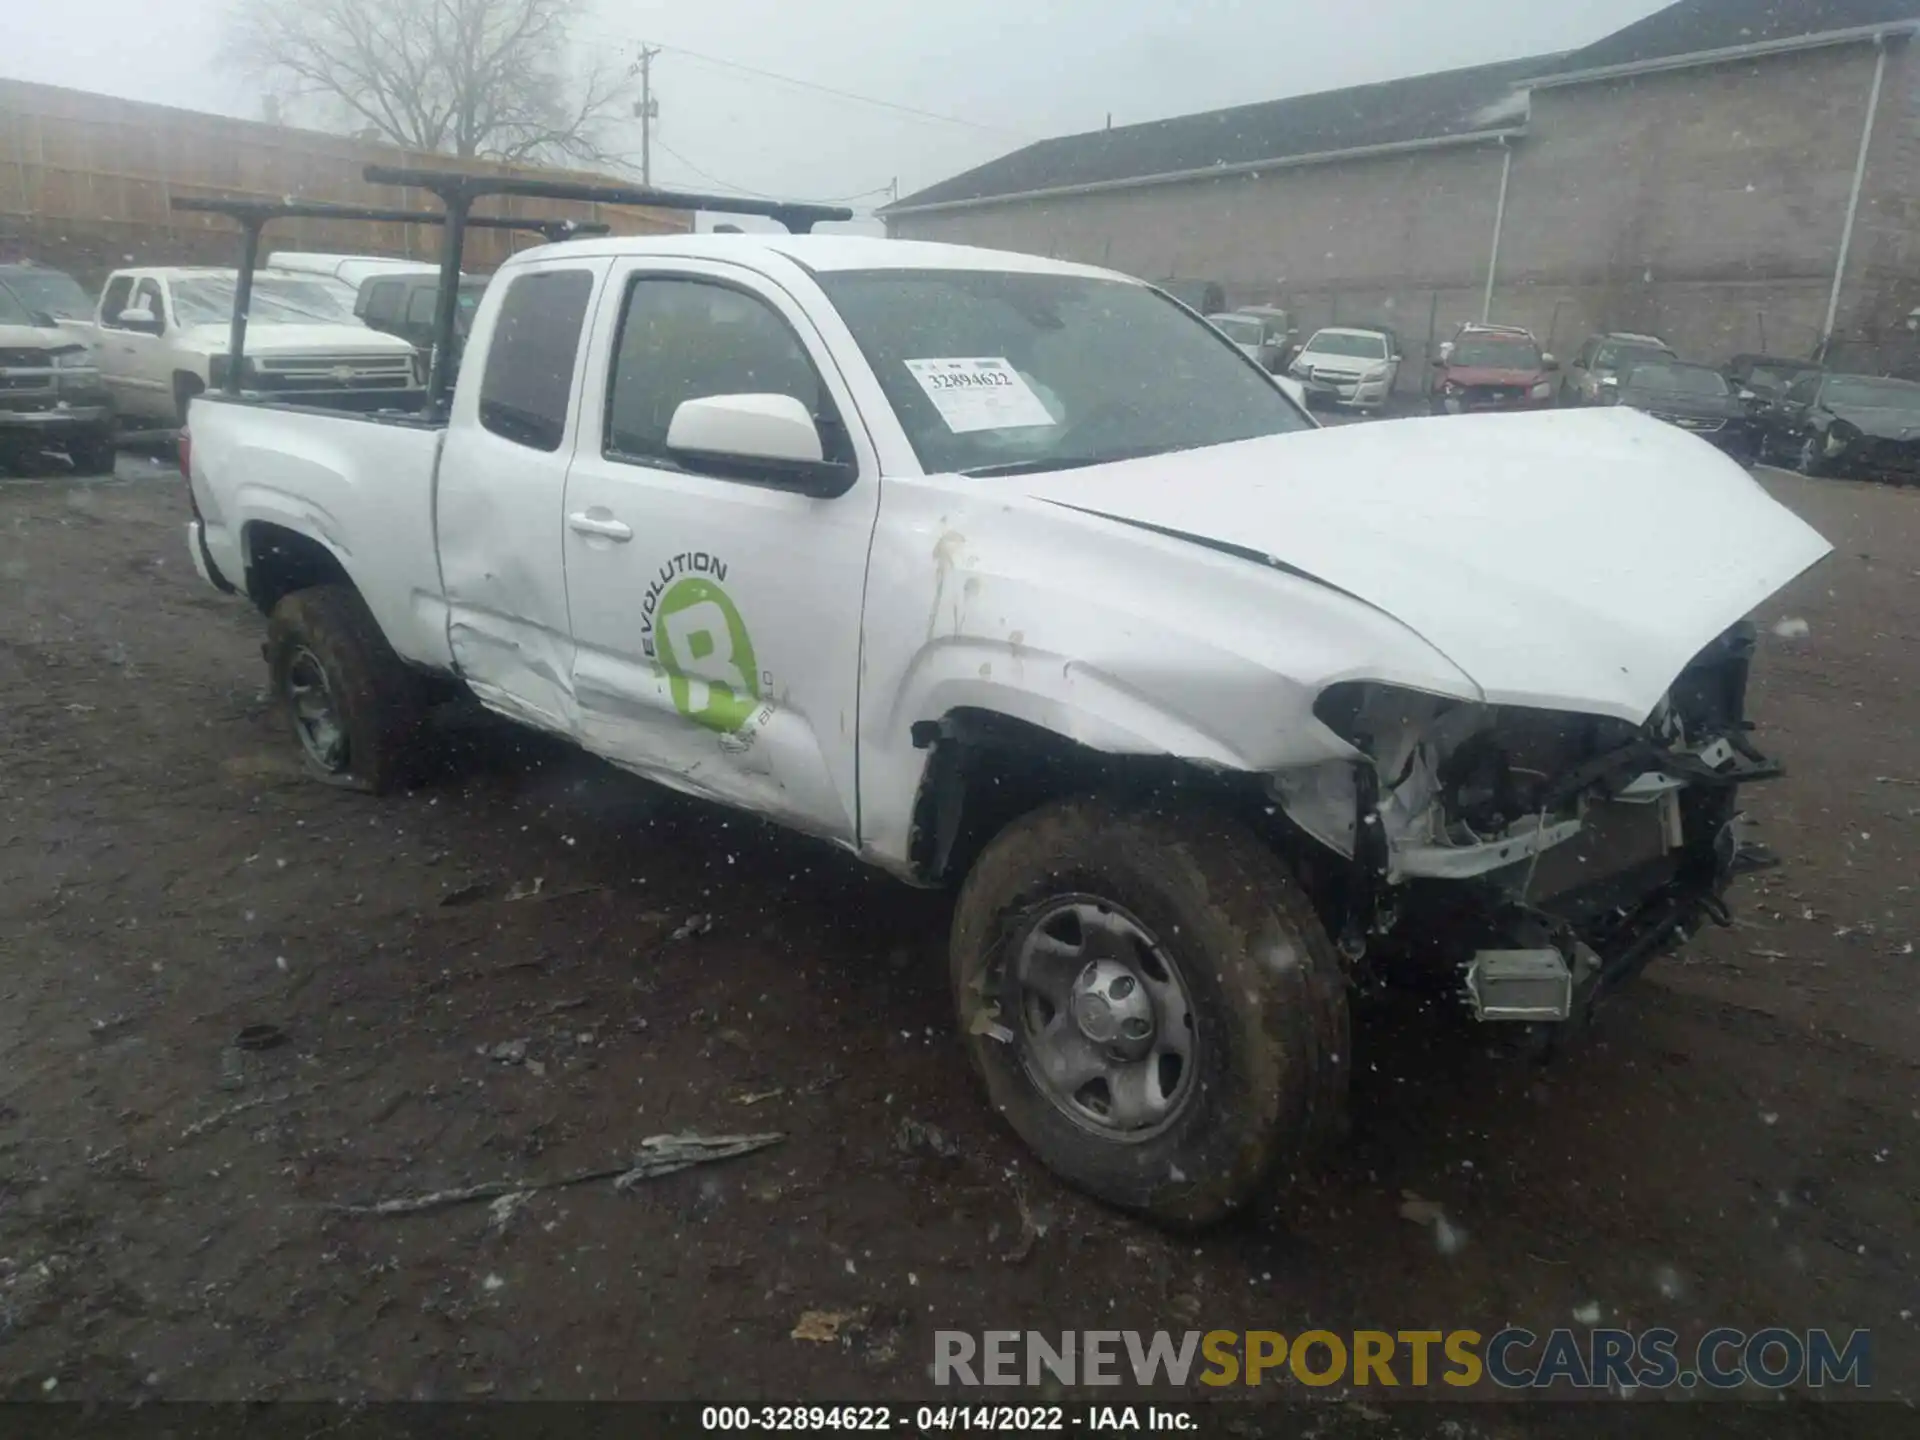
0;78;688;289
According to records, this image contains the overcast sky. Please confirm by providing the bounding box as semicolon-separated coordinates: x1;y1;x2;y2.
3;0;1672;222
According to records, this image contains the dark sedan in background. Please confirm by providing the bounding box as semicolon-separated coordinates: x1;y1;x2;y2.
1613;359;1756;461
1725;352;1822;402
1756;371;1920;481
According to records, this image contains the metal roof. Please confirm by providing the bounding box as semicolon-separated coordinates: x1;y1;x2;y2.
1552;0;1920;74
887;56;1545;214
887;0;1920;215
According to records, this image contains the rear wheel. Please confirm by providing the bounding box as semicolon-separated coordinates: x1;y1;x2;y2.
266;584;425;793
950;797;1349;1228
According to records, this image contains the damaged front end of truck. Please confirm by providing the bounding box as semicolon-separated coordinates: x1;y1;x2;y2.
1271;622;1776;1029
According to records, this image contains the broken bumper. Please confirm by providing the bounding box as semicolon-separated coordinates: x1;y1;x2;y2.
1454;730;1775;1023
1319;622;1781;1024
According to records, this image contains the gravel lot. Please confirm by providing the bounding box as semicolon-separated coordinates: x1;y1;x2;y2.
1;452;1916;1425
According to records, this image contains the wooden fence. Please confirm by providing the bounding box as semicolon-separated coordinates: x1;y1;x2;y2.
0;78;687;286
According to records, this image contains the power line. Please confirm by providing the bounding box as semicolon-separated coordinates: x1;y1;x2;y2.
650;138;895;206
589;32;1035;138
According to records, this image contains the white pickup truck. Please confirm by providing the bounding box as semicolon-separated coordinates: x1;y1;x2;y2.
184;228;1830;1225
95;266;418;427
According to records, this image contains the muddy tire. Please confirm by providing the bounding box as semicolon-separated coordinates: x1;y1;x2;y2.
266;584;425;794
1797;434;1830;479
950;797;1349;1228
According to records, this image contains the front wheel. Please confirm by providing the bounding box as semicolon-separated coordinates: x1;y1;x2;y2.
266;584;426;793
1797;434;1830;478
950;798;1349;1228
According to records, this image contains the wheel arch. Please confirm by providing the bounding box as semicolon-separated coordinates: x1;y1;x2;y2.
905;706;1265;887
241;519;354;617
172;369;206;426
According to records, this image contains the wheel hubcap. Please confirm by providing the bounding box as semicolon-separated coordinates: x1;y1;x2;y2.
285;647;347;772
1011;898;1196;1139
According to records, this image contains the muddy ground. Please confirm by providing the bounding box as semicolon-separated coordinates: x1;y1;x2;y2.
0;454;1916;1428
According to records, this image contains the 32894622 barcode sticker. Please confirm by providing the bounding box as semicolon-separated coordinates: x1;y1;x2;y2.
903;357;1057;433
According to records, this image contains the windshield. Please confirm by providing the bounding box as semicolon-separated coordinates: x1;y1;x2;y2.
1595;342;1671;372
1624;362;1728;396
0;284;34;327
1825;377;1920;410
171;276;361;326
816;269;1312;476
1304;331;1388;360
1209;315;1263;344
0;269;93;321
1747;362;1813;391
1449;335;1541;368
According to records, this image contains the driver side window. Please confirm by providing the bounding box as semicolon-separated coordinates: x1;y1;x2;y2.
1785;373;1821;405
604;276;849;469
100;276;133;327
133;279;165;328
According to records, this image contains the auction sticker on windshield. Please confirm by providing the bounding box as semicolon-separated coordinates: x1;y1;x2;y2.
905;357;1056;433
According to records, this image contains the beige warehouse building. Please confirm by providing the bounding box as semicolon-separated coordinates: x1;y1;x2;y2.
884;0;1920;385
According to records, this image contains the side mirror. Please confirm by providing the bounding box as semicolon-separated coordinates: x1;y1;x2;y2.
1738;388;1757;402
115;306;162;334
1600;374;1619;389
1542;354;1559;371
666;393;855;498
1437;342;1455;361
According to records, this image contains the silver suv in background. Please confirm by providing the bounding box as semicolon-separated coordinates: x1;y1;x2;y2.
1563;331;1676;406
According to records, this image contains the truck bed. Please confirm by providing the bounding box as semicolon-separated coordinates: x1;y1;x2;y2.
189;392;456;672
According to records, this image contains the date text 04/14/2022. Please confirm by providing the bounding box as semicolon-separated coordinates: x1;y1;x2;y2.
698;1404;1196;1431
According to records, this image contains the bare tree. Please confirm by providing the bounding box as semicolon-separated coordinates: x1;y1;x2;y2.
225;0;632;165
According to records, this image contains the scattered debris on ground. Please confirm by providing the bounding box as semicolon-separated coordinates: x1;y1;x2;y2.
332;1133;784;1217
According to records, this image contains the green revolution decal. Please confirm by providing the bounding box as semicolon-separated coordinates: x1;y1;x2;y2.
653;574;760;733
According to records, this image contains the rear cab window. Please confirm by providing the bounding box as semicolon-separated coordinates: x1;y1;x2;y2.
405;287;438;326
362;282;400;324
477;269;595;452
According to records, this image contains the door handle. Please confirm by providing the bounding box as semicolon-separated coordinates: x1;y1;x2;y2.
567;512;632;542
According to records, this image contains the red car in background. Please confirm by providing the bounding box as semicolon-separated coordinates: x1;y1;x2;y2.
1430;323;1559;414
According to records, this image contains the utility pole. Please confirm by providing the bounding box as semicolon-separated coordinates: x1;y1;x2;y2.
633;45;663;187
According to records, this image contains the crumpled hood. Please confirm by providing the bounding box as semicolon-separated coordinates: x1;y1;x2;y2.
1825;404;1920;441
1021;408;1831;723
